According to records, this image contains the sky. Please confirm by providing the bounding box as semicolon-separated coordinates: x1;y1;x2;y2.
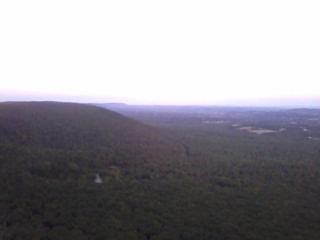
0;0;319;106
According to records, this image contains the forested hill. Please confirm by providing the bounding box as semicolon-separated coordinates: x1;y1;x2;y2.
0;101;186;181
0;101;183;152
0;102;189;239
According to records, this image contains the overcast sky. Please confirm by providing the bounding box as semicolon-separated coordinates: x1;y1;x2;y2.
0;1;319;106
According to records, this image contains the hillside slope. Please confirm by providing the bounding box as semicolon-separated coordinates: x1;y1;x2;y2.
0;101;182;151
0;102;190;239
0;102;185;179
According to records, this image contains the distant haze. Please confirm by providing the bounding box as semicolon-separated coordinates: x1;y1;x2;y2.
1;1;319;107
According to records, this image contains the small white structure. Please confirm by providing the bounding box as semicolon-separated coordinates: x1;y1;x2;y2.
95;173;103;184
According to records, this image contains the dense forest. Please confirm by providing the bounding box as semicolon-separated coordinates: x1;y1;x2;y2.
1;102;320;239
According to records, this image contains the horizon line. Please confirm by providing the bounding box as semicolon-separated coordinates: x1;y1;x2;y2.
1;100;320;110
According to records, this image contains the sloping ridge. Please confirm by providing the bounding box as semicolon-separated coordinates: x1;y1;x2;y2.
0;102;185;180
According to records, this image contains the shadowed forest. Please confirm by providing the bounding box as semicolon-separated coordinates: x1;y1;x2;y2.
1;102;320;239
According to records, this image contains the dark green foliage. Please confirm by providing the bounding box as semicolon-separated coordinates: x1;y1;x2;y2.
1;102;320;239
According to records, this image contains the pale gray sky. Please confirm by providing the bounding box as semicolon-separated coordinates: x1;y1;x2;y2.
0;1;319;106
